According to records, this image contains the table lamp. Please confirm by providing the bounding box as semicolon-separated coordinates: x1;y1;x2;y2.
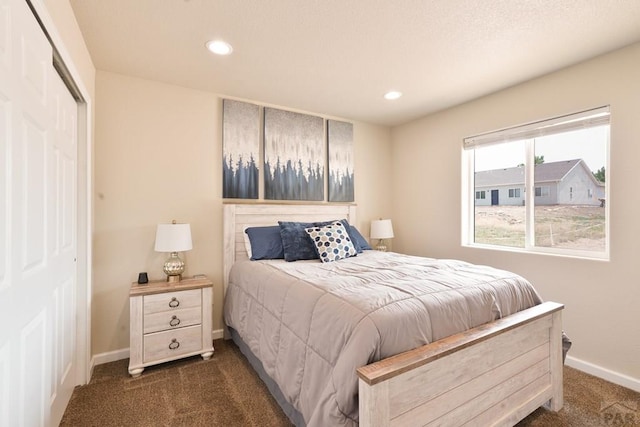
155;220;193;282
370;219;394;252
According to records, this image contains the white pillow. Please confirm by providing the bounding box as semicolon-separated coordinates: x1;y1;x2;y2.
242;227;252;258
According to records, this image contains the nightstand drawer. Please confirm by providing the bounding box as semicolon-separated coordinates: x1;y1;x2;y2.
143;307;202;334
143;325;202;362
143;289;201;315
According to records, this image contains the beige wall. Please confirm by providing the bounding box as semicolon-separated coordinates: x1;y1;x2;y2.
391;42;640;384
93;70;392;355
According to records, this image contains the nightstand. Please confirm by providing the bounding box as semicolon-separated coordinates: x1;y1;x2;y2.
128;276;214;377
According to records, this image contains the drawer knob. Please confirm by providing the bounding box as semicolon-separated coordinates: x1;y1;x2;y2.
169;315;181;327
168;297;180;308
168;338;180;350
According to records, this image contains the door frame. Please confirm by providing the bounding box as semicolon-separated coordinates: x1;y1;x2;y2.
27;0;93;385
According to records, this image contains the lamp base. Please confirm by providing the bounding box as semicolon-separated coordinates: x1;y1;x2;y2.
163;252;185;282
375;240;388;252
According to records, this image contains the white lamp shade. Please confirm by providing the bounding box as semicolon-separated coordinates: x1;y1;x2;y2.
370;219;394;239
154;223;193;252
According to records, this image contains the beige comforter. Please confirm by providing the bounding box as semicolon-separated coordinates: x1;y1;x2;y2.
224;251;542;426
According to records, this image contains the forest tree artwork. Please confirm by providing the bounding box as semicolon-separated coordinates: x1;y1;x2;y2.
264;107;325;201
328;120;354;202
222;99;260;199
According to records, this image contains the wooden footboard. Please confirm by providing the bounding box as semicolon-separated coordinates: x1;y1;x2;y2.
357;302;564;427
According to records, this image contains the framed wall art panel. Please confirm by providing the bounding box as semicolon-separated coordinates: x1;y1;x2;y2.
264;107;325;201
328;120;354;202
222;99;260;199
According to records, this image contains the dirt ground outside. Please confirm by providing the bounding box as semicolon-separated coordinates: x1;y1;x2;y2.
474;205;606;251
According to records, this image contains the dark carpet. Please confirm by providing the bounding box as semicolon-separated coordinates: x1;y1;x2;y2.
61;339;639;426
60;339;289;426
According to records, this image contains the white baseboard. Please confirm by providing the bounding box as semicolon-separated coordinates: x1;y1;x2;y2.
566;355;640;392
91;347;130;367
90;329;226;367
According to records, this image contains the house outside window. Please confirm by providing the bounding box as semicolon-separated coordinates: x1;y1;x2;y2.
463;106;609;259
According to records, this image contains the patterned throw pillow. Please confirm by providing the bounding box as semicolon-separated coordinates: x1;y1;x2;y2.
304;221;358;263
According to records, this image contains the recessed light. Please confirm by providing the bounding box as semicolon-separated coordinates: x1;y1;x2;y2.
206;40;233;55
384;91;402;100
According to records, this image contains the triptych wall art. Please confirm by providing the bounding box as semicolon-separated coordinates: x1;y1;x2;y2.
222;99;354;202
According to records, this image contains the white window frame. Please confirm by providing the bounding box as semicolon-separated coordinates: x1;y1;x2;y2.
461;106;610;260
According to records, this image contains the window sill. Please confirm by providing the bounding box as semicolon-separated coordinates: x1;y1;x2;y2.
462;242;610;262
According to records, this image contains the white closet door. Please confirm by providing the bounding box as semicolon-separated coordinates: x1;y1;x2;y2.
0;0;78;425
47;45;79;427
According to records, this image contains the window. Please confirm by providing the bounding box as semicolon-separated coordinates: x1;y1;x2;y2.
535;186;550;197
463;106;609;258
476;191;486;200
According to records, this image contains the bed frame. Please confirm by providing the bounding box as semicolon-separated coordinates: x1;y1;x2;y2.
223;203;564;427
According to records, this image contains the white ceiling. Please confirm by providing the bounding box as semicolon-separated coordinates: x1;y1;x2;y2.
69;0;640;126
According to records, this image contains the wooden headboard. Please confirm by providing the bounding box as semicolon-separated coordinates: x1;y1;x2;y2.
222;203;356;293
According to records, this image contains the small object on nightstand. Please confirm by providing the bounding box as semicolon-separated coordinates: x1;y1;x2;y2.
370;219;394;252
137;272;148;284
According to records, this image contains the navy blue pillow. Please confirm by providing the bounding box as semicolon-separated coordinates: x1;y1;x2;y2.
245;226;285;260
278;221;318;261
349;225;372;250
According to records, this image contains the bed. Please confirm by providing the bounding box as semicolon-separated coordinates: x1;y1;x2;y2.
223;203;565;427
